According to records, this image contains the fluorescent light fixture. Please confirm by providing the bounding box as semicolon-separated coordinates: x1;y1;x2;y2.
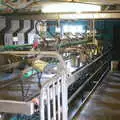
41;3;101;13
63;25;84;33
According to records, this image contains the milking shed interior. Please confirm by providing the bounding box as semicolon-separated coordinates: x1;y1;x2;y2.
0;0;120;120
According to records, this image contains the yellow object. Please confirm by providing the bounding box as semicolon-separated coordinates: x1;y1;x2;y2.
32;60;48;72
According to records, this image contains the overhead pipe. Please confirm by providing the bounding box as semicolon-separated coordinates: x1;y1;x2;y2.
46;0;120;5
4;12;120;20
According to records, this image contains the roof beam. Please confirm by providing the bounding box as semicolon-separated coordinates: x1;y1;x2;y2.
4;12;120;20
48;0;120;5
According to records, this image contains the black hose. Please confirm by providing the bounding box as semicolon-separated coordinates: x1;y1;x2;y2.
37;72;42;88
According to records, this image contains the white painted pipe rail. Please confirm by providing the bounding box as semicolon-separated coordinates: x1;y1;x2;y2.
40;75;68;120
0;51;69;120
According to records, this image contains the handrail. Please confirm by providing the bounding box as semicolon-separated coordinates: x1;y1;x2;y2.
75;67;109;115
68;62;108;104
0;51;69;119
0;49;111;119
72;66;109;120
0;51;69;74
67;49;111;87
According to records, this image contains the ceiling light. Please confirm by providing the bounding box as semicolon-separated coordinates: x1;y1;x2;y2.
41;3;101;13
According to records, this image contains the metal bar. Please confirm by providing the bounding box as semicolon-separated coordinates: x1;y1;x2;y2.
57;80;61;120
60;12;120;19
48;0;120;5
0;51;67;119
47;87;51;120
93;19;95;43
67;49;110;86
75;65;109;114
68;62;107;103
53;83;56;120
0;51;68;72
61;75;68;120
71;66;109;120
20;78;25;101
57;39;91;48
0;100;34;115
40;88;45;120
0;62;20;71
3;12;120;20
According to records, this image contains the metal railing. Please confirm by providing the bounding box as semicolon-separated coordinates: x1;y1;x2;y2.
67;50;111;87
35;50;111;120
68;49;111;119
38;52;68;120
40;75;68;120
0;51;69;120
0;50;111;120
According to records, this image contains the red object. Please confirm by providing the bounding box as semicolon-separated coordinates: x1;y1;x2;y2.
33;39;39;49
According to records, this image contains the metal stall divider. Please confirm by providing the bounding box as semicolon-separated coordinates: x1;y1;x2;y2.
0;49;111;120
36;51;68;120
40;75;68;120
0;51;69;120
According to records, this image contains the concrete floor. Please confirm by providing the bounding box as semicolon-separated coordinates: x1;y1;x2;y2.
74;72;120;120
